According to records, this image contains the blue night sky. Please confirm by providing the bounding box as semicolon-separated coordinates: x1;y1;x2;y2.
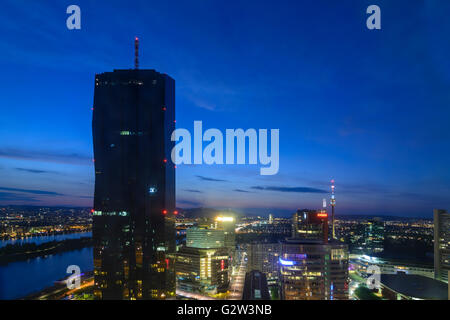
0;0;449;217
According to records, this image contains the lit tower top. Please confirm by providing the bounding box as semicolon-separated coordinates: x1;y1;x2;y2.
134;37;139;69
330;179;336;239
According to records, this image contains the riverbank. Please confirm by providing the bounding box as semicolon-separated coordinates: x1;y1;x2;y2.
0;246;93;299
0;237;93;265
0;229;91;242
22;271;94;300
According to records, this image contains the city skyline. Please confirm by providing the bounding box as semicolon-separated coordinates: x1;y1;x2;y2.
1;1;450;217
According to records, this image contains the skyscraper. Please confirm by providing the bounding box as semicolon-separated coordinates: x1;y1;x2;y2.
247;243;280;285
92;51;176;299
434;209;450;283
292;209;328;243
364;218;384;255
214;216;236;260
279;240;349;300
280;209;349;300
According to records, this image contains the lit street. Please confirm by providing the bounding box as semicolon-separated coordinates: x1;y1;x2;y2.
227;250;247;300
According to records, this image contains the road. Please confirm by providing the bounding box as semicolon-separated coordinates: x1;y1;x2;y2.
227;250;247;300
176;289;216;300
29;273;94;300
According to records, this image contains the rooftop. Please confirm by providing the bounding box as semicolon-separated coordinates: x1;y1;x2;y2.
381;273;448;300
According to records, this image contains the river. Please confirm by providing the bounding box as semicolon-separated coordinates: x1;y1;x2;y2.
0;231;92;248
0;232;93;300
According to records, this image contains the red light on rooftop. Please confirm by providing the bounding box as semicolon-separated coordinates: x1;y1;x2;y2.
162;209;167;215
90;209;94;213
174;210;178;215
163;159;167;163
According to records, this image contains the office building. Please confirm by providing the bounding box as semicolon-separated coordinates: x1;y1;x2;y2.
186;227;225;249
279;239;349;300
434;209;450;282
176;246;230;293
247;243;280;285
292;209;329;243
92;58;176;299
279;209;349;300
364;218;384;254
214;216;236;255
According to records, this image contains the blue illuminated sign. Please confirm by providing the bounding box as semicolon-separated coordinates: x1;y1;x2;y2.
279;258;295;266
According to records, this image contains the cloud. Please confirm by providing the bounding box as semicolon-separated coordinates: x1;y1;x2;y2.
0;191;39;202
177;199;202;207
184;189;203;193
15;168;55;174
234;189;251;193
187;96;217;111
195;175;228;182
0;148;92;166
0;186;64;196
251;186;328;193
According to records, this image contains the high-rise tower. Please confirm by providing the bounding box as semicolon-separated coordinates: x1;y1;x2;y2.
434;209;450;283
281;209;348;300
92;39;176;299
330;179;336;239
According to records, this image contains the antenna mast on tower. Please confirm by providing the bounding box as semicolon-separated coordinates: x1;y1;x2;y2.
134;37;139;69
330;179;336;239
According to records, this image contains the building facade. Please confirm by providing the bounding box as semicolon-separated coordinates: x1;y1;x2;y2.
364;219;384;255
279;240;349;300
92;69;176;299
176;246;230;293
214;216;236;260
434;209;450;282
186;227;225;249
247;243;280;285
292;209;328;243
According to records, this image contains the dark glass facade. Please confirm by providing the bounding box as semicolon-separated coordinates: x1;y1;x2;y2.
434;209;450;282
292;209;328;243
92;69;175;299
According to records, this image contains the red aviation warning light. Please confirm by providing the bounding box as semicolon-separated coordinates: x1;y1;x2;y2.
162;209;167;215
